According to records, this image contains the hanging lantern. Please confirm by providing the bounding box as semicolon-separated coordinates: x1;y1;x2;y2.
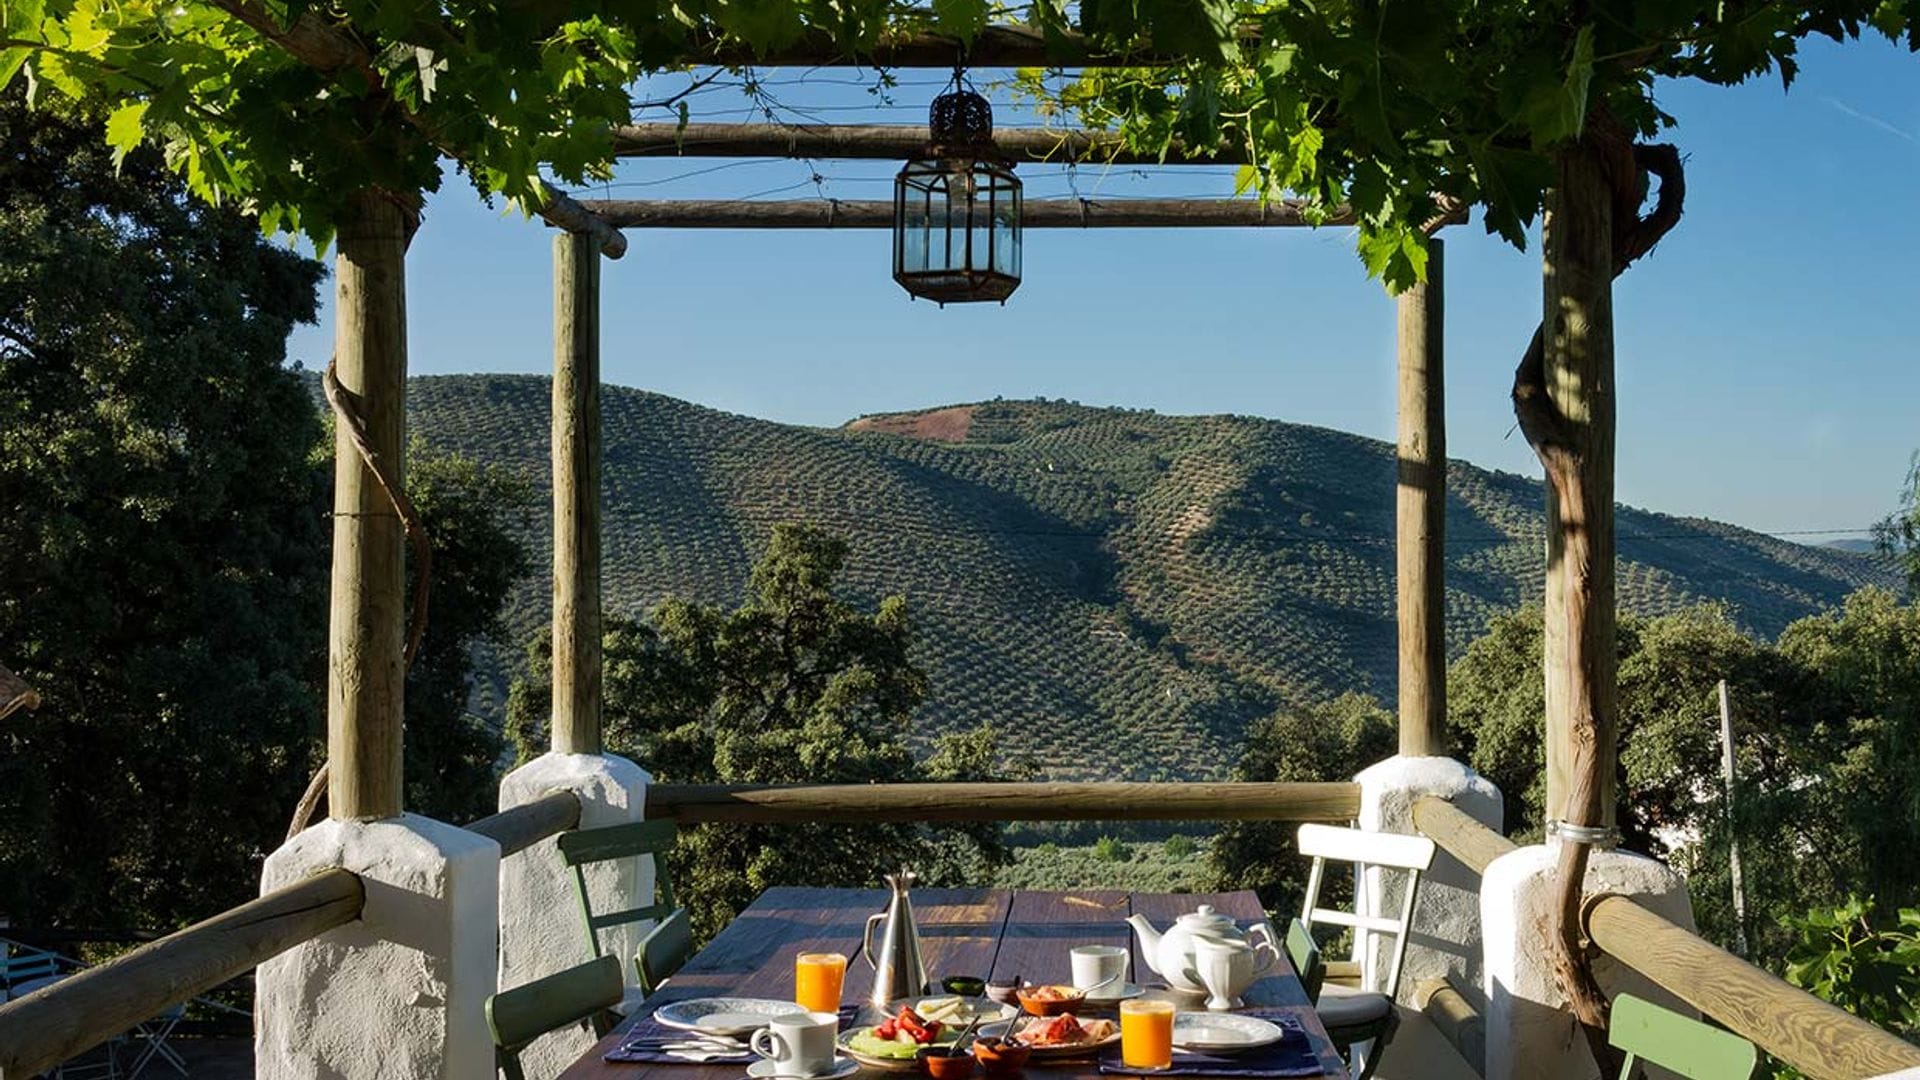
893;70;1022;306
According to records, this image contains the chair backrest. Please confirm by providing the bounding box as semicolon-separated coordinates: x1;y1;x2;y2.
1609;994;1757;1080
555;820;679;959
488;954;625;1080
2;942;60;996
636;907;694;995
1296;823;1437;1001
1284;917;1325;1004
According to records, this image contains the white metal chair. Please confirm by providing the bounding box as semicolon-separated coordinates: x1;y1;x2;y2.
1295;823;1437;1080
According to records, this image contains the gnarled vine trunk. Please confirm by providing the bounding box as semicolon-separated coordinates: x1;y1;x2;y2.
1512;110;1684;1074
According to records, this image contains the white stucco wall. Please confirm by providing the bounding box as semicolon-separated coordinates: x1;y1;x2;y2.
1481;844;1694;1080
256;814;500;1080
497;752;653;1080
1354;755;1502;1008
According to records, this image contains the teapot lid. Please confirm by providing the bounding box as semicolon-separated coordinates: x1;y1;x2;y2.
1175;904;1239;930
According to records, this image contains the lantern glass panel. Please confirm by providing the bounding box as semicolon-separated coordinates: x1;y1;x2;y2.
893;156;1021;304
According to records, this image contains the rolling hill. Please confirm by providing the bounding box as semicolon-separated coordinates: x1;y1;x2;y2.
402;375;1900;780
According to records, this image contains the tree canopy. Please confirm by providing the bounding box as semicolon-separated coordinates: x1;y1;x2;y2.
509;523;1017;939
3;0;1911;281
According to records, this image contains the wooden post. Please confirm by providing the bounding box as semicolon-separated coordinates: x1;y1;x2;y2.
551;231;603;755
327;193;409;820
1538;150;1619;835
1718;679;1749;956
1396;238;1447;757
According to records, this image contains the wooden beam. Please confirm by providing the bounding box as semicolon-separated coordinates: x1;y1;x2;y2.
582;198;1388;229
1411;794;1518;877
688;24;1152;68
1396;238;1447;757
541;184;628;259
645;781;1361;823
465;790;582;857
1587;895;1920;1079
0;663;39;723
0;869;364;1080
327;192;409;821
1413;977;1485;1075
550;232;603;755
613;123;1247;165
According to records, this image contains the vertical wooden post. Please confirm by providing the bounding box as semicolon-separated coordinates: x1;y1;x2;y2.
327;193;409;820
1396;238;1447;757
1539;149;1619;834
551;231;603;755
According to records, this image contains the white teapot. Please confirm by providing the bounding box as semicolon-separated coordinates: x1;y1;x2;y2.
1126;905;1280;997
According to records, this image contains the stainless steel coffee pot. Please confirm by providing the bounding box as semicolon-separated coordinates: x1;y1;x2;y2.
860;870;931;1006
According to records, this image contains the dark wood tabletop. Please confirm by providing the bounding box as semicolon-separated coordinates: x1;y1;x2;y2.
559;887;1348;1080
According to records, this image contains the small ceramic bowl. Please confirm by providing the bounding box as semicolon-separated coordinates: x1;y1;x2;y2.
984;979;1021;1006
918;1047;978;1080
1015;985;1086;1017
943;976;987;997
970;1037;1032;1076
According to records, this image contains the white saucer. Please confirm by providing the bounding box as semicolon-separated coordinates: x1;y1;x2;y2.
747;1058;860;1079
1081;982;1147;1003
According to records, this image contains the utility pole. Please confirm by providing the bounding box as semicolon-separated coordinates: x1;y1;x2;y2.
1718;679;1749;956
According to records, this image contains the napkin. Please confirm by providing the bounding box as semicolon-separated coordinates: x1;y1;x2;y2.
605;1005;865;1065
1096;1009;1335;1078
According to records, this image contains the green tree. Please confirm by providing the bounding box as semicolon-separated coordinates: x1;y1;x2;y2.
510;523;1014;940
1207;691;1394;913
0;89;329;928
400;441;532;823
1875;454;1920;595
1774;895;1920;1077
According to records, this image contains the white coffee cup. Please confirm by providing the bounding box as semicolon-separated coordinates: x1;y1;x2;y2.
750;1011;839;1077
1070;944;1129;995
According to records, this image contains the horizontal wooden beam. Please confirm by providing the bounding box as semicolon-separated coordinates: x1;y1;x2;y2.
1586;894;1920;1079
581;197;1366;229
1411;794;1518;876
541;183;628;259
0;869;364;1080
689;25;1157;68
613;123;1245;165
645;781;1361;823
465;789;583;857
1413;977;1485;1075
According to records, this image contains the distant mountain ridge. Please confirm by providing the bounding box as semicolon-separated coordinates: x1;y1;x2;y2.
400;375;1900;780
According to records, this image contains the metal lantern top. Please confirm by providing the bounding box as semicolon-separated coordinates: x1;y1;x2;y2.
928;83;995;154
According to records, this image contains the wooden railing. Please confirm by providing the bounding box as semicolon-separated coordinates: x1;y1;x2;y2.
646;781;1362;823
1409;795;1920;1080
467;789;583;856
0;789;586;1079
0;869;365;1080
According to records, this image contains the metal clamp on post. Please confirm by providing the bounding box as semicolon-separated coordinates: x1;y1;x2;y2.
1545;819;1620;849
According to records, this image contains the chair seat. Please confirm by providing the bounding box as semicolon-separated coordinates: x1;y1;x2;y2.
1314;988;1393;1029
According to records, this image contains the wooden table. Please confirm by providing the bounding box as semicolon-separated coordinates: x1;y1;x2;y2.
560;887;1348;1080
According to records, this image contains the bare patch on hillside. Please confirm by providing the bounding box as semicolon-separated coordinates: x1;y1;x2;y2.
848;405;976;442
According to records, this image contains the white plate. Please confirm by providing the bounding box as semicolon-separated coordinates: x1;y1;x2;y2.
1080;982;1147;1003
654;998;810;1035
746;1058;861;1079
885;996;1019;1024
1170;1012;1289;1053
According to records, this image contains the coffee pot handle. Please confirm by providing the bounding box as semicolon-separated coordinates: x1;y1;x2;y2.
1249;921;1280;976
861;911;886;970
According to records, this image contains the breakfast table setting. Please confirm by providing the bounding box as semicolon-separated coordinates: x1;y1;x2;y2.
557;875;1349;1080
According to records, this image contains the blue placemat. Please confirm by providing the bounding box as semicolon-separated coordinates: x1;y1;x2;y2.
607;1005;863;1065
1097;1009;1334;1078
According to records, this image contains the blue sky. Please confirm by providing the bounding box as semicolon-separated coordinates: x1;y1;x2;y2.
287;35;1920;540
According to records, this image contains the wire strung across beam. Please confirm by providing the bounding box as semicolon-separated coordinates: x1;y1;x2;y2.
612;123;1250;166
577;197;1475;230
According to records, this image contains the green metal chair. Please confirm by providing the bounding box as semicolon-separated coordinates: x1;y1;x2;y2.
555;820;691;996
487;954;624;1080
1284;917;1326;1004
1608;994;1758;1080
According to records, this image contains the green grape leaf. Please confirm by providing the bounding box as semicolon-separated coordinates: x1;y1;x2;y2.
105;100;148;164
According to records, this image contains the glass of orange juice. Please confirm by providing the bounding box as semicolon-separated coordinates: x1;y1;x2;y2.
795;952;848;1013
1119;999;1176;1071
